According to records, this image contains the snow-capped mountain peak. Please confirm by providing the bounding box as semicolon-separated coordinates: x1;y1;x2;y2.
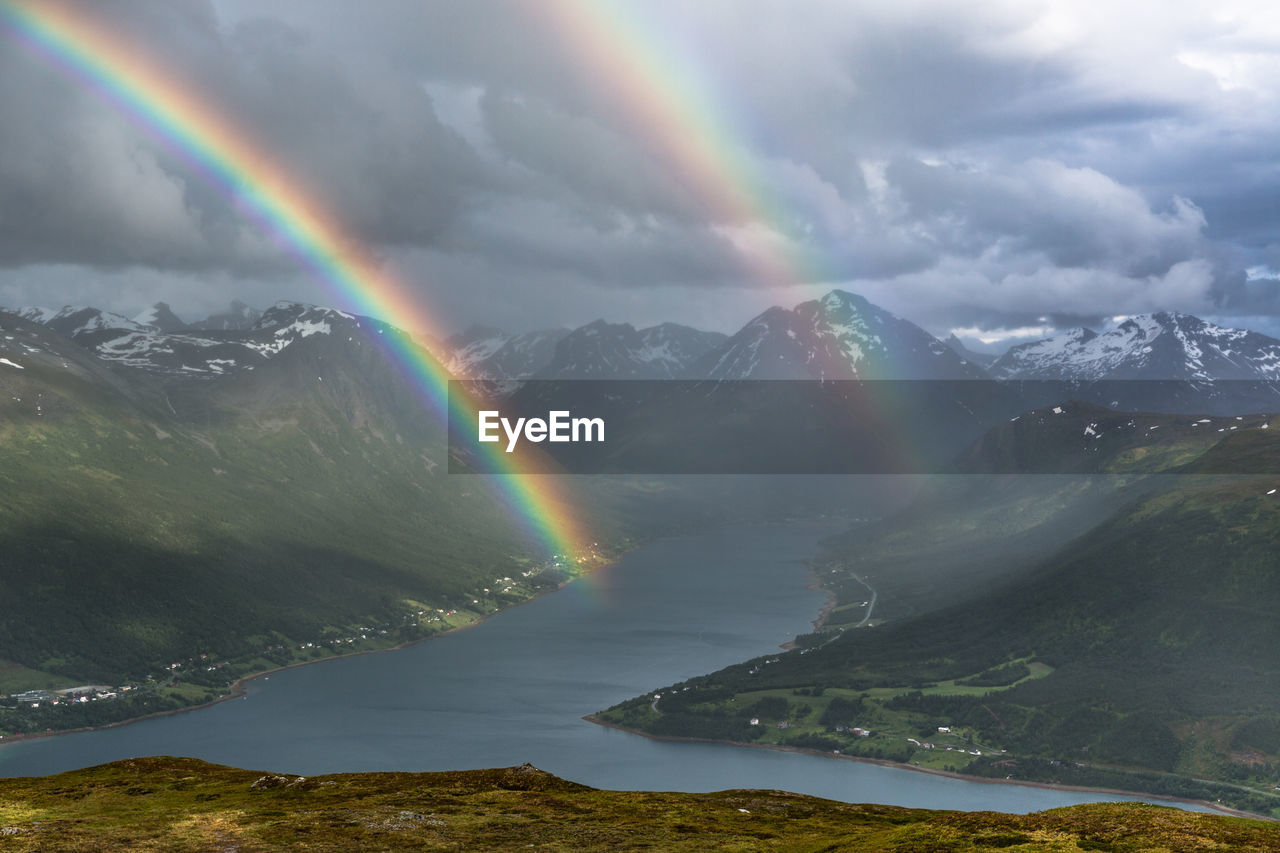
11;305;263;376
131;302;187;333
250;302;362;355
692;289;988;380
21;306;145;338
990;313;1280;381
445;326;570;379
444;325;514;377
538;320;646;379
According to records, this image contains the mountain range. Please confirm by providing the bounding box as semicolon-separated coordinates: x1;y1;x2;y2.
14;290;1280;481
10;301;399;379
990;313;1280;381
471;293;1280;412
15;292;1280;395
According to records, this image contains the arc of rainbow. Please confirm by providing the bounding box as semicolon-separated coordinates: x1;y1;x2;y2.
0;0;592;561
534;0;827;294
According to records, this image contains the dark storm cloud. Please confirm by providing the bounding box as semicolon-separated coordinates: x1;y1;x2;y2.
436;196;746;291
885;157;1207;276
1206;268;1280;319
0;24;209;269
0;0;483;272
478;90;711;225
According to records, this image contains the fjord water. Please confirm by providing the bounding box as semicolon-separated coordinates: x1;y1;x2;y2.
0;521;1195;813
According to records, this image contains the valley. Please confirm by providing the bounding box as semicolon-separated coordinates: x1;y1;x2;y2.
0;297;899;737
0;517;1193;819
7;288;1280;820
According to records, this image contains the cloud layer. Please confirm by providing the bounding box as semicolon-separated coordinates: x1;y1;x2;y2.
3;0;1280;338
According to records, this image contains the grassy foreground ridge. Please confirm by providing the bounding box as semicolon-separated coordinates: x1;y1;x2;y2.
0;757;1276;851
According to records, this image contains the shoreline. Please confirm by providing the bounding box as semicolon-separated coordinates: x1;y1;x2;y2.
779;566;836;650
583;541;1273;823
580;714;1270;821
805;559;839;633
0;558;622;752
0;518;824;750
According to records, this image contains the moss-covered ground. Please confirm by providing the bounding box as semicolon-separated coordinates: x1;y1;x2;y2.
0;757;1277;851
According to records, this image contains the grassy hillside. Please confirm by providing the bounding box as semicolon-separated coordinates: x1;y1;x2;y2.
0;757;1276;851
598;411;1280;815
0;316;624;733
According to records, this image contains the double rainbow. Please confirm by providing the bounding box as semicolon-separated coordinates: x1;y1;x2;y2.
0;0;593;562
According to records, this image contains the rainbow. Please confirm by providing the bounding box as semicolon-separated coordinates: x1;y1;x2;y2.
534;0;827;295
0;0;593;562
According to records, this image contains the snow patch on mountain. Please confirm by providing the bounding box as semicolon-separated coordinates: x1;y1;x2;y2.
24;306;146;339
131;302;187;333
10;302;345;377
274;318;331;340
249;302;352;356
444;325;513;377
16;307;58;325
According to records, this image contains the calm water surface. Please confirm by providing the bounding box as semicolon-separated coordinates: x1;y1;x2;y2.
0;521;1210;813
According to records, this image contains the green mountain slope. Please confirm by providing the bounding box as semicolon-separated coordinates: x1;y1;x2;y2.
598;408;1280;815
0;311;610;730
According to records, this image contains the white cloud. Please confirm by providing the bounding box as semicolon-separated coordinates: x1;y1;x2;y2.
950;324;1054;345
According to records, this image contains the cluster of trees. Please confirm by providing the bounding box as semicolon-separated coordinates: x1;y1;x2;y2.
646;714;765;742
819;695;866;727
884;690;1182;771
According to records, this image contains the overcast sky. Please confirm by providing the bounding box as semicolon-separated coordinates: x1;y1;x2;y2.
3;0;1280;347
